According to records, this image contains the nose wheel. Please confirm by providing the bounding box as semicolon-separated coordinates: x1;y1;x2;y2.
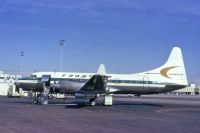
33;92;39;104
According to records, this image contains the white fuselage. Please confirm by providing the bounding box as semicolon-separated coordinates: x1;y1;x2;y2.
15;70;186;95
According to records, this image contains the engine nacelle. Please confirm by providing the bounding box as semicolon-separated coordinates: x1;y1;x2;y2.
56;80;85;94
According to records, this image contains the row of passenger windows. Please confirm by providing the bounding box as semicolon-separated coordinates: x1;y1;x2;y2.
27;76;165;85
109;80;164;84
169;73;184;76
52;78;165;85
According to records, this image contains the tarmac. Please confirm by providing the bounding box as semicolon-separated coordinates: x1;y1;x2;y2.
0;95;200;133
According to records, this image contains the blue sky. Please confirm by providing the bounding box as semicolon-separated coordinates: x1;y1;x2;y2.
0;0;199;84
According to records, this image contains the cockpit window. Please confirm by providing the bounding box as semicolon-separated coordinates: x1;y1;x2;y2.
28;75;32;78
32;75;37;78
28;75;37;79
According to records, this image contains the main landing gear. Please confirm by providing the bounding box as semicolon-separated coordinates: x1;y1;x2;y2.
88;94;113;106
89;98;96;106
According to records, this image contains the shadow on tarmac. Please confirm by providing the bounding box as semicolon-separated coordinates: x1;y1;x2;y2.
114;102;163;107
64;102;163;109
3;98;163;109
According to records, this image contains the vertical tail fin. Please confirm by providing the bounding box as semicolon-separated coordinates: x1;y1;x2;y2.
160;47;188;85
97;64;107;75
165;47;185;67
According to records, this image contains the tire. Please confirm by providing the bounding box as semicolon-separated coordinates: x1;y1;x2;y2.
89;99;96;106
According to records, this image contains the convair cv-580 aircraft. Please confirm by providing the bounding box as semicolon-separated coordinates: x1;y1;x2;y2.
15;47;188;106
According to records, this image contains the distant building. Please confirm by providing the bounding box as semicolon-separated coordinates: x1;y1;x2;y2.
0;71;7;82
0;71;22;96
165;84;199;95
0;82;9;96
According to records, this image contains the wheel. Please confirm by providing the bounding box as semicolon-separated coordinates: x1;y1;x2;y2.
89;99;96;106
90;100;96;106
33;99;39;104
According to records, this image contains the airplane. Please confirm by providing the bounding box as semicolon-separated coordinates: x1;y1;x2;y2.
15;47;188;106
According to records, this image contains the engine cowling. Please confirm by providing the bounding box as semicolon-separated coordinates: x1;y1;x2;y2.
57;80;85;94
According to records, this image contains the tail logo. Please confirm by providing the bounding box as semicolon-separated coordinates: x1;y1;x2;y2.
160;66;179;78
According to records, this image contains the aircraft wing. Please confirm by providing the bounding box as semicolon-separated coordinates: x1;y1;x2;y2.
77;74;108;94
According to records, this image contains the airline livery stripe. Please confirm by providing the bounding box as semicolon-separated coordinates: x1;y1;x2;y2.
19;78;168;85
